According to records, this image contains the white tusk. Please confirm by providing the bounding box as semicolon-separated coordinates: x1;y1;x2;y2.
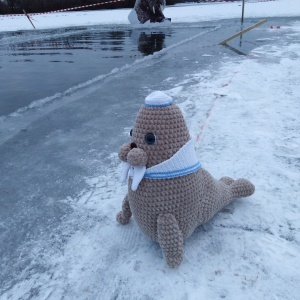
153;6;155;14
120;162;130;184
131;166;146;191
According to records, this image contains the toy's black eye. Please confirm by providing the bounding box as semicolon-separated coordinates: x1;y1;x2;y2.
145;133;156;145
130;129;133;136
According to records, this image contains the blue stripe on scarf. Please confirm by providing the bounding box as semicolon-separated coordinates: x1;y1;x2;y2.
144;162;201;179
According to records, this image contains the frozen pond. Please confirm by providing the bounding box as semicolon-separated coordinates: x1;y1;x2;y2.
0;18;271;117
1;16;299;299
0;24;217;116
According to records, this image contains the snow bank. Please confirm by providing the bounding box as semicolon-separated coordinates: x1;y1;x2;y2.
0;0;300;32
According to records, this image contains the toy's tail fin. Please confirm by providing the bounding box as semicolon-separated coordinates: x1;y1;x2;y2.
230;179;255;198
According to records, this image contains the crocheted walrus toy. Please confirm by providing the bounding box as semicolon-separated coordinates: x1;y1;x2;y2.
117;91;255;268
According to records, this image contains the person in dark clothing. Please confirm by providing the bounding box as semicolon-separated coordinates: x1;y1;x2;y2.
134;0;169;24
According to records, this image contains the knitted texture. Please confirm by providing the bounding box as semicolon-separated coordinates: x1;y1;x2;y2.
127;148;148;167
117;91;255;268
144;139;201;179
133;105;191;167
145;90;173;107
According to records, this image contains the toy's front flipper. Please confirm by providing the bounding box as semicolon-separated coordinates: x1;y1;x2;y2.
157;214;184;268
117;195;132;224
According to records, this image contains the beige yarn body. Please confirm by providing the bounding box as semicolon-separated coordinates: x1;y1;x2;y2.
117;100;255;268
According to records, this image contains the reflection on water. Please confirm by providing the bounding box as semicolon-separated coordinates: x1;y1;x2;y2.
0;25;204;116
138;32;166;55
221;42;247;56
3;29;169;58
4;30;129;54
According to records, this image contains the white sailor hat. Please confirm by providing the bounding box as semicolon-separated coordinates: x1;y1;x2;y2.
145;91;173;107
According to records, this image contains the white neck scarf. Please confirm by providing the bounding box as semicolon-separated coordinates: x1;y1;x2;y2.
121;139;201;191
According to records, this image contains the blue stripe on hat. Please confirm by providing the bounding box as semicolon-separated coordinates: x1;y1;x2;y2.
145;102;173;107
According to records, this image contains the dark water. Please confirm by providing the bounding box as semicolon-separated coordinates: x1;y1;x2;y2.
0;25;214;116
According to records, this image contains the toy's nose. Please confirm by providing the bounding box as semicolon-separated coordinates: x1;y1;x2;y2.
130;142;137;149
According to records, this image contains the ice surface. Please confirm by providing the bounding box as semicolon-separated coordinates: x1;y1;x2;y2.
0;2;300;300
0;25;215;116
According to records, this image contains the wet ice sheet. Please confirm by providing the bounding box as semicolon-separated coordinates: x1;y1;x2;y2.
0;24;213;116
0;17;275;118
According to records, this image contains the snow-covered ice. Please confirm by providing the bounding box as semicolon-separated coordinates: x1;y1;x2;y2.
0;0;300;299
0;0;300;32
